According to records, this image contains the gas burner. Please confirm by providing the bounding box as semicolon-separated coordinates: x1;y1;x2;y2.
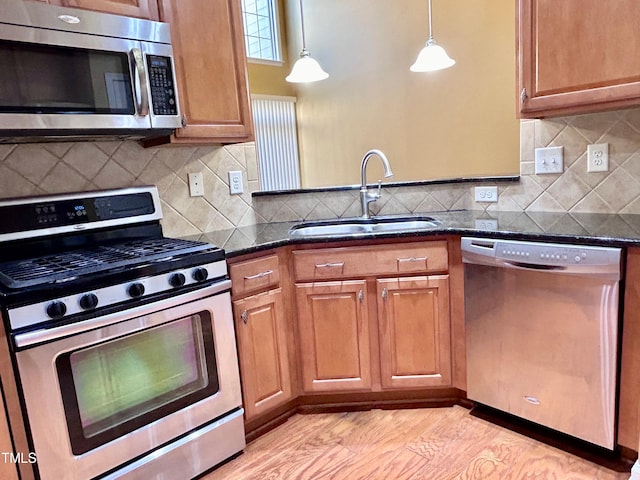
0;238;213;289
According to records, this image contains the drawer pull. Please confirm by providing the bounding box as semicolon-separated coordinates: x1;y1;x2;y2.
397;256;428;263
315;262;345;269
244;269;273;280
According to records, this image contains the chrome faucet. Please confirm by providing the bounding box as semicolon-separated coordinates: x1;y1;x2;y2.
359;149;394;219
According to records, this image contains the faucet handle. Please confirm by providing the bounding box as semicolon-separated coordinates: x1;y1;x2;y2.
376;180;382;198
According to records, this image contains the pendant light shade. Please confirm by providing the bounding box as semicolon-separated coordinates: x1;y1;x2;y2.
286;49;329;83
410;0;455;72
286;0;328;83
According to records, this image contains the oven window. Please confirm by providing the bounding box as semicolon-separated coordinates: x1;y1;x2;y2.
0;40;134;114
56;312;219;455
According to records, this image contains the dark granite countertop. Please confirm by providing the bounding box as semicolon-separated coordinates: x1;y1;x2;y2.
186;210;640;257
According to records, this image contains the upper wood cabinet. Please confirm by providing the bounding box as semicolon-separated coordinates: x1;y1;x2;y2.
157;0;254;144
517;0;640;118
49;0;159;20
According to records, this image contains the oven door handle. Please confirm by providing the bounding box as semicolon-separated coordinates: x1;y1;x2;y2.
13;280;231;349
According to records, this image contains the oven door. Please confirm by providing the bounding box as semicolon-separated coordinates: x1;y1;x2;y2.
13;282;243;480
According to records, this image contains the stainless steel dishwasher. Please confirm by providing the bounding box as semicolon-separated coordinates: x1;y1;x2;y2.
461;237;622;450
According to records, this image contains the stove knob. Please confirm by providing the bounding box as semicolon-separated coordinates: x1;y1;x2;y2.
79;293;99;310
128;282;146;298
192;267;209;282
169;272;186;288
46;301;67;319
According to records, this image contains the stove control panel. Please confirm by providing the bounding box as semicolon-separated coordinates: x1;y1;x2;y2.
9;260;228;330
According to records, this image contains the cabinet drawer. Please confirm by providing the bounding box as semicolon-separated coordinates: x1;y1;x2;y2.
293;242;448;280
230;255;280;297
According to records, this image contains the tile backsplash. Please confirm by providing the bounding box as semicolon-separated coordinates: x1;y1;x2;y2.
1;107;640;237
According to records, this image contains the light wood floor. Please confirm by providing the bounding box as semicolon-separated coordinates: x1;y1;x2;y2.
202;406;632;480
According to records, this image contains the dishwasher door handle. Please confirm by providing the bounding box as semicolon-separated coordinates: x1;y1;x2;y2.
502;260;566;272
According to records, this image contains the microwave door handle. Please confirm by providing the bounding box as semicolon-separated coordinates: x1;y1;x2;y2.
130;48;150;117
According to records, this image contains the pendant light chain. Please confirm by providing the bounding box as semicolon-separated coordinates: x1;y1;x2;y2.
428;0;434;42
299;0;307;51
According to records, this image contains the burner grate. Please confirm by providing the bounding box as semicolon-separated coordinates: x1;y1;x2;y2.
0;238;213;289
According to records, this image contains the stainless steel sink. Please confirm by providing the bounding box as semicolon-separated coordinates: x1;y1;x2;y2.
288;216;441;238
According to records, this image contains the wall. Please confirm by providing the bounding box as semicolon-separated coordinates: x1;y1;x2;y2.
502;109;640;215
285;0;520;187
0;141;261;238
1;107;639;241
246;0;294;97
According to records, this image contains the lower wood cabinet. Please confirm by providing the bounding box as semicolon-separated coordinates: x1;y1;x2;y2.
233;288;292;421
295;281;371;393
377;276;451;389
295;275;452;394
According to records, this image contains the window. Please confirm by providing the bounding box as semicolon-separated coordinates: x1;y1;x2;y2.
241;0;281;62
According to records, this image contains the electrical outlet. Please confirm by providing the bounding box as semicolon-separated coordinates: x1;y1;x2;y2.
228;171;243;194
474;186;498;202
475;219;498;230
188;172;204;197
534;146;564;174
587;143;609;172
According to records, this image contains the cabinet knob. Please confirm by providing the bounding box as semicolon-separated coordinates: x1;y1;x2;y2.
358;290;364;303
520;88;528;104
381;288;388;300
181;115;188;127
241;310;249;324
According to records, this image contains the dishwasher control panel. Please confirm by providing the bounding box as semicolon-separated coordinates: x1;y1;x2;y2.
495;241;610;266
461;237;622;278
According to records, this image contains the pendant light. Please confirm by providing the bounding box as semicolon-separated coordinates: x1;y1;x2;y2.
410;0;455;72
286;0;329;83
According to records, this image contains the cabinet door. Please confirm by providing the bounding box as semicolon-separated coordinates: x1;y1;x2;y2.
377;276;451;389
234;289;292;421
518;0;640;118
158;0;253;144
296;281;371;393
51;0;159;20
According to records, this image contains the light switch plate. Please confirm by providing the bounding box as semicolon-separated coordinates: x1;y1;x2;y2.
534;146;564;174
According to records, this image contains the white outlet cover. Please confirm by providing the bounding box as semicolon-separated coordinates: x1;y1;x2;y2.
188;172;204;197
228;171;244;194
474;186;498;202
587;143;609;172
534;146;564;174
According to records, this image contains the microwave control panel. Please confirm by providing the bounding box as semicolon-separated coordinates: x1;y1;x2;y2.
147;55;178;116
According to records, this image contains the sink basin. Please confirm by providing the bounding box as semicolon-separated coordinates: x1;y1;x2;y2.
288;216;441;238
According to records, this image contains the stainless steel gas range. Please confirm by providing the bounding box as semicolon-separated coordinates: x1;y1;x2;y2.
0;186;245;480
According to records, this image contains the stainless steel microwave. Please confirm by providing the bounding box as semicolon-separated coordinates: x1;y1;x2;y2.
0;0;182;142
